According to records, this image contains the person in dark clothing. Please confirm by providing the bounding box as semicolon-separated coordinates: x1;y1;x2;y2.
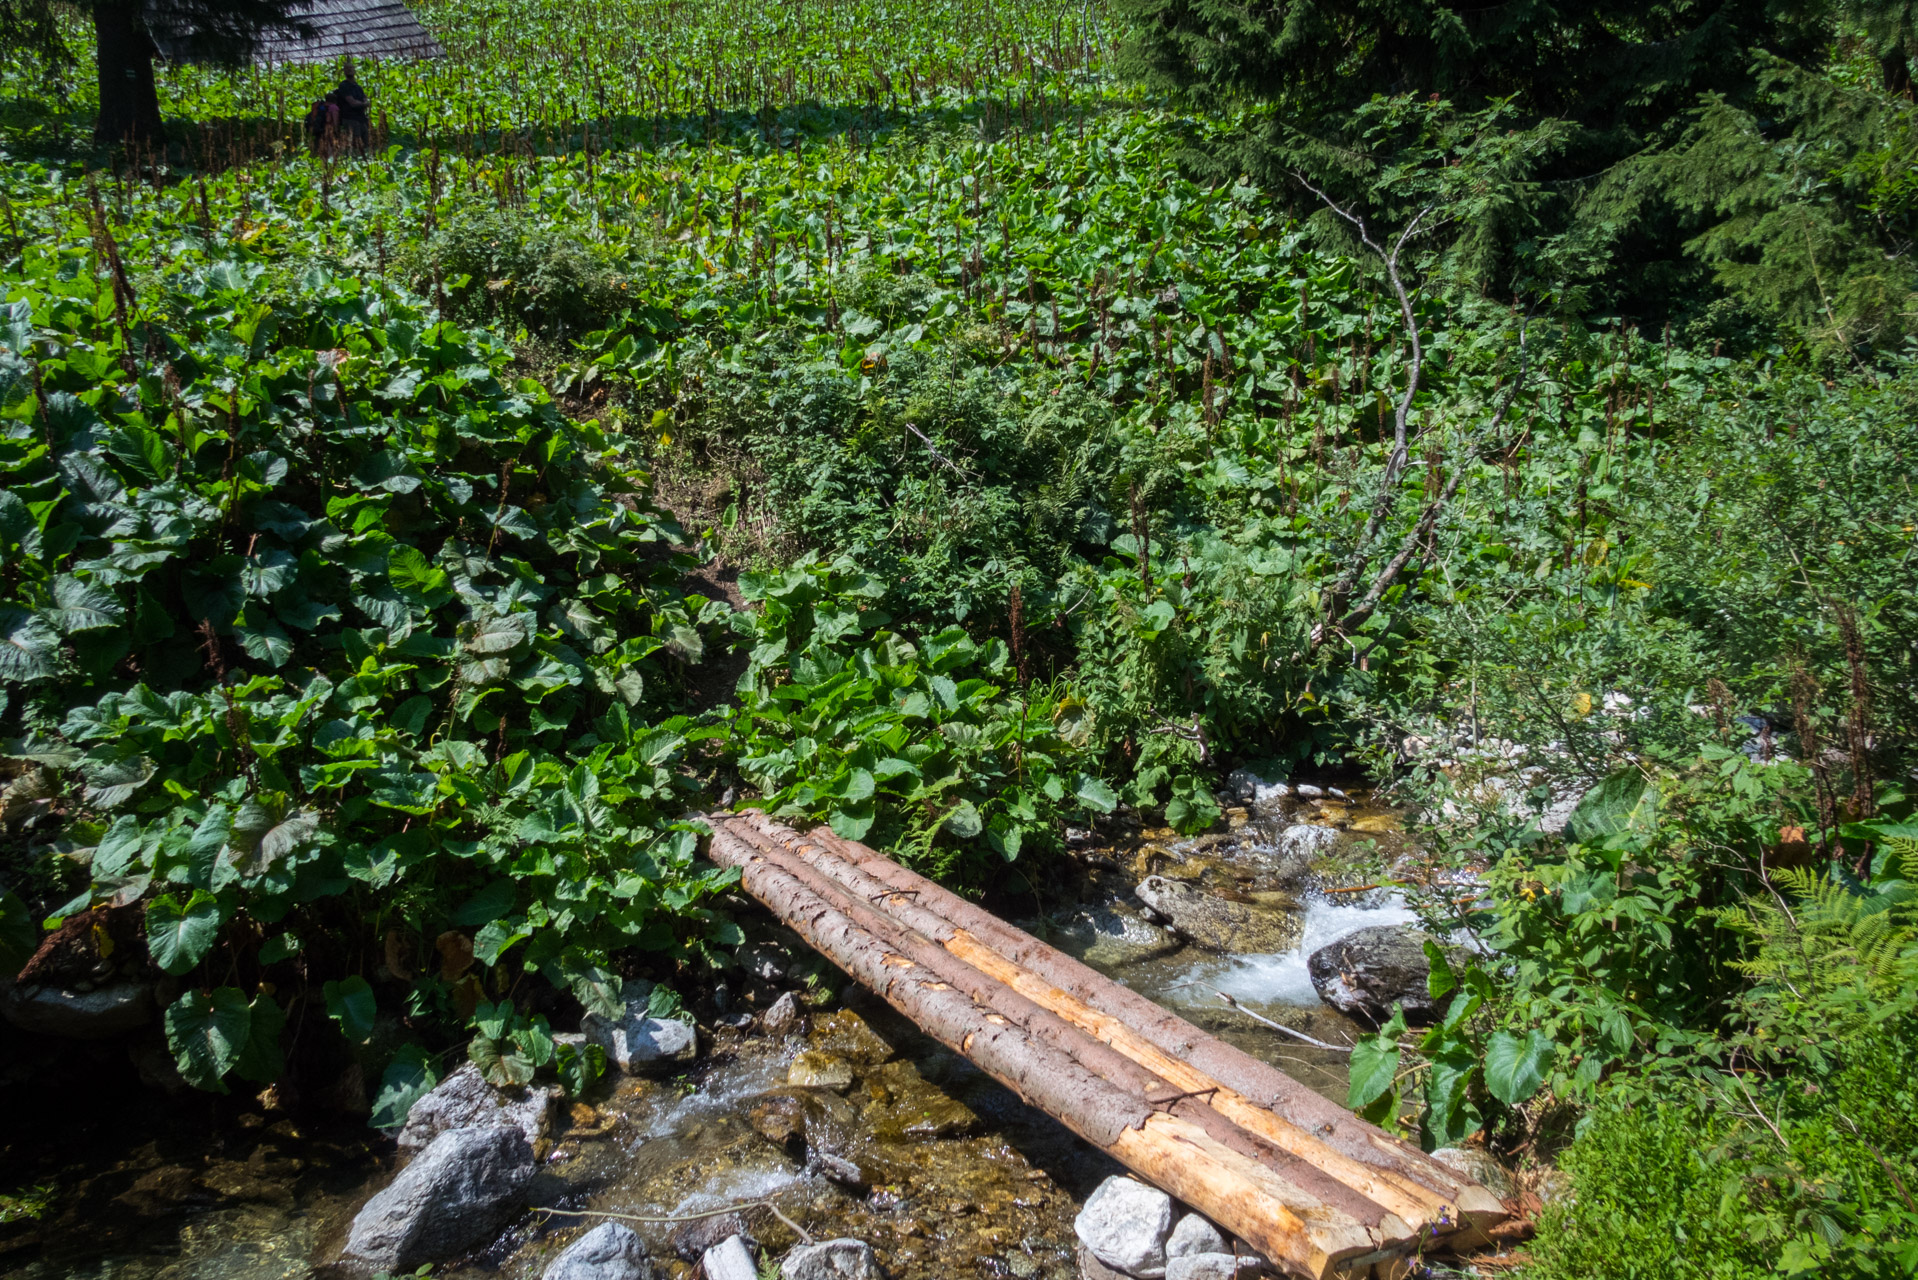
333;60;370;153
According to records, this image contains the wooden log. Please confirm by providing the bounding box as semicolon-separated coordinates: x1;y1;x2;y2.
725;818;1407;1235
706;823;1400;1277
788;820;1504;1226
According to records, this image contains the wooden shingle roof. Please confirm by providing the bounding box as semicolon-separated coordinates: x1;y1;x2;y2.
150;0;443;65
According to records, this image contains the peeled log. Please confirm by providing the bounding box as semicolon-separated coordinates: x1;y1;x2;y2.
707;814;1507;1277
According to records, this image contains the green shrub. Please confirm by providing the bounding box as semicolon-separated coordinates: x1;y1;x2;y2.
404;207;630;337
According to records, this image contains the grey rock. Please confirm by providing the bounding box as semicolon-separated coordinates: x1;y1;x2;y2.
2;980;152;1039
702;1234;758;1280
787;1050;854;1090
1224;770;1289;809
398;1061;558;1152
1166;1215;1226;1259
672;1212;751;1262
1293;784;1324;799
1074;1175;1174;1278
781;1238;884;1280
1048;901;1181;967
583;980;698;1074
1134;877;1302;954
762;991;803;1036
739;941;792;982
1429;1147;1515;1201
340;1125;535;1274
1305;925;1467;1026
542;1222;655;1280
1164;1254;1262;1280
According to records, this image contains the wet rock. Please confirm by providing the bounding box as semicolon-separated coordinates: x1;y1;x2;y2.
339;1124;535;1274
809;1150;870;1190
1429;1147;1515;1201
1224;771;1290;812
739;940;795;982
807;1009;893;1065
1134;877;1302;954
1164;1254;1261;1280
1046;901;1180;967
788;1051;855;1091
762;991;803;1037
671;1212;751;1262
1;980;152;1039
1305;926;1465;1026
702;1234;758;1280
398;1061;558;1152
866;1060;981;1142
1165;1215;1225;1259
542;1222;654;1280
1074;1175;1173;1278
583;981;698;1075
782;1237;883;1280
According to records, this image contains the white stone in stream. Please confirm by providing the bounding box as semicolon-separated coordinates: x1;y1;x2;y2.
702;1234;759;1280
397;1061;557;1151
1166;1215;1227;1259
542;1222;655;1280
781;1238;883;1280
1074;1176;1174;1278
340;1125;535;1274
583;980;697;1074
1165;1253;1262;1280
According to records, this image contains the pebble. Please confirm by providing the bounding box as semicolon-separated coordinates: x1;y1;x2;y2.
1074;1176;1173;1278
1165;1215;1225;1259
702;1234;759;1280
787;1050;855;1091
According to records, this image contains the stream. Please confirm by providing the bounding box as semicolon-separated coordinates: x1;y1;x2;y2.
0;788;1420;1280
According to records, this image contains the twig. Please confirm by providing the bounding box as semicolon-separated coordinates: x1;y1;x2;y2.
537;1198;816;1245
900;418;969;476
1170;981;1353;1052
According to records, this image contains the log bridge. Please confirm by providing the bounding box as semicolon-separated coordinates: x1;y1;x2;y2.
706;812;1508;1280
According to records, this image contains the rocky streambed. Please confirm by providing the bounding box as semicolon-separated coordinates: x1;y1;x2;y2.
1;777;1495;1280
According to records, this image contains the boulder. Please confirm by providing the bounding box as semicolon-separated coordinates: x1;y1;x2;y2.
1;980;152;1039
339;1125;535;1274
1429;1147;1515;1201
398;1061;558;1152
702;1234;759;1280
1134;877;1302;953
1074;1175;1174;1278
1164;1254;1262;1280
761;991;803;1037
781;1237;884;1280
542;1222;655;1280
1305;925;1466;1026
787;1050;854;1091
1224;771;1290;812
1166;1215;1226;1259
671;1212;750;1262
583;980;698;1075
1046;901;1180;967
806;1009;892;1065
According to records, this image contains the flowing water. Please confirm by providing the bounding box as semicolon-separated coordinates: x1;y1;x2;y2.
0;789;1415;1279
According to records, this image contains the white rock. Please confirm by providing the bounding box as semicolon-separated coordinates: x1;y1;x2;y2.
1430;1146;1515;1200
1074;1176;1174;1278
1166;1215;1226;1259
762;991;802;1036
780;1237;883;1280
1165;1253;1261;1280
1293;784;1324;799
340;1125;535;1274
542;1222;655;1280
702;1234;759;1280
582;980;697;1074
398;1061;557;1152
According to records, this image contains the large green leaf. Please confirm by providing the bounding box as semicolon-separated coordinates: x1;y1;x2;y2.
0;607;59;683
146;891;224;976
1566;770;1659;844
233;995;286;1084
323;975;377;1043
165;987;253;1092
370;1045;441;1129
1421;1050;1480;1149
1483;1029;1557;1106
1074;774;1118;814
1346;1033;1401;1108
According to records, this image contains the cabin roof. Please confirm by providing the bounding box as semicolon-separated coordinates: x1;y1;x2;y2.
150;0;443;65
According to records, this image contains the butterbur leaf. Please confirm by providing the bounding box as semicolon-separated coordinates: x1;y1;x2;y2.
0;887;36;973
1346;1033;1401;1108
233;994;286;1084
370;1045;440;1130
82;754;156;809
564;960;624;1021
1424;940;1457;1000
0;606;60;682
1421;1050;1479;1149
388;545;452;606
323;975;376;1043
829;801;875;841
1566;770;1659;844
454;880;516;927
50;576;123;632
146;891;224;976
236;618;294;668
943;799;983;839
469;1033;534;1087
556;1039;606;1096
1483;1029;1556;1106
1074;774;1118;814
165;987;253;1092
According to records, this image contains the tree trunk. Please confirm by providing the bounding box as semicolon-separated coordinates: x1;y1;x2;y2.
94;0;165;146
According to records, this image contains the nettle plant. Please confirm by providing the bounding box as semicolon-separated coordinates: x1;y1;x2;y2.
0;254;738;1096
723;559;1117;883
